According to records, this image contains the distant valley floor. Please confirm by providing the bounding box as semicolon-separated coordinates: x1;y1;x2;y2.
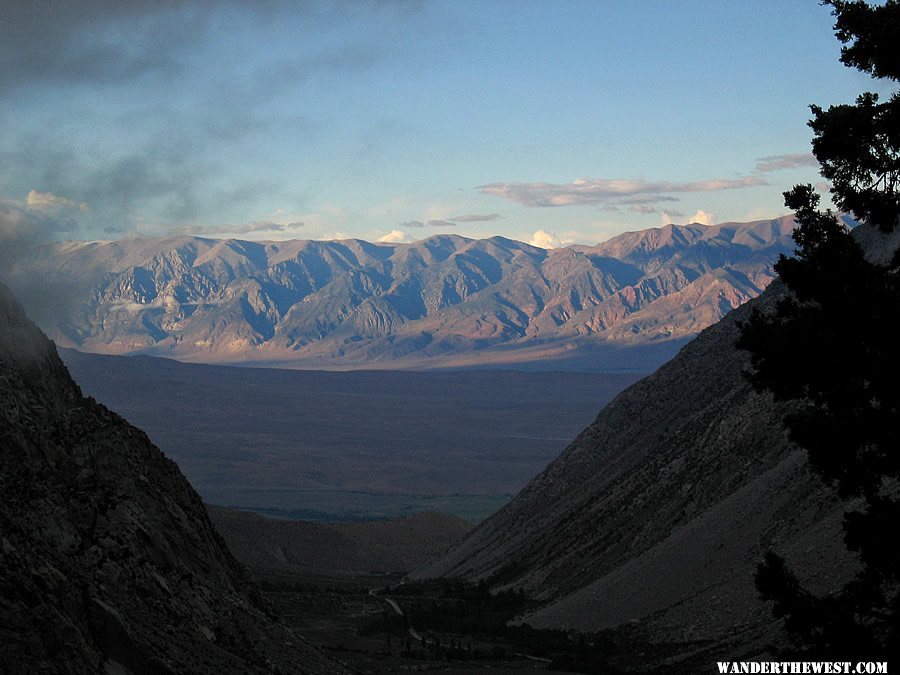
63;350;642;521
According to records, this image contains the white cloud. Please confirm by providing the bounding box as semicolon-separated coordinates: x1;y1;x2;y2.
25;190;89;212
660;209;714;226
479;175;766;208
377;229;412;243
529;230;567;249
689;209;715;226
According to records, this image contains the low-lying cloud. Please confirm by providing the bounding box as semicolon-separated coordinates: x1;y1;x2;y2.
479;176;766;208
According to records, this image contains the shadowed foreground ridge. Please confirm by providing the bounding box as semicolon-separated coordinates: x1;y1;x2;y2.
0;284;338;673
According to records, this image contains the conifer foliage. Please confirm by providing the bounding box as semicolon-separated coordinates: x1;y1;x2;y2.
737;0;900;659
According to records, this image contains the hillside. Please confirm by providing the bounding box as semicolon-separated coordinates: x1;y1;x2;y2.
412;278;856;662
0;284;339;673
8;217;797;370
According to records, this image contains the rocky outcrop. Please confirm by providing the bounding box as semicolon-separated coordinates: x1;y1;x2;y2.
7;218;797;370
0;284;339;673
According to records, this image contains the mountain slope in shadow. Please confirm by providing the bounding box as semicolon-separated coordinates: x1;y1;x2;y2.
0;283;340;673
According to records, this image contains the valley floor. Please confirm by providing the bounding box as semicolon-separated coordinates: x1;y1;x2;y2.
63;350;641;521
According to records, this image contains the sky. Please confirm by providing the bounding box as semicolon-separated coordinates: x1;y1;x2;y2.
0;0;884;249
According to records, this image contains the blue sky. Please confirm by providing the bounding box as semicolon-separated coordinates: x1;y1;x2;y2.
0;1;881;247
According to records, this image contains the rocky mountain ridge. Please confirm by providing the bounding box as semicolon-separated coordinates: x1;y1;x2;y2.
0;283;339;673
8;216;797;369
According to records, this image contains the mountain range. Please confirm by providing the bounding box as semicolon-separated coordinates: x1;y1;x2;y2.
7;216;798;370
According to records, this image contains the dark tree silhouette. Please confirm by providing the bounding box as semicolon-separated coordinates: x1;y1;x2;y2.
736;0;900;660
